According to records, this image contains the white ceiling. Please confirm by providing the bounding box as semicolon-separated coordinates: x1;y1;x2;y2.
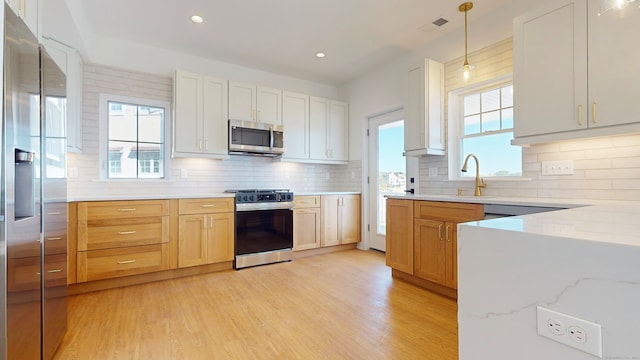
71;0;513;85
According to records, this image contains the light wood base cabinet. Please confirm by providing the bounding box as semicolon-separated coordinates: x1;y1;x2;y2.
177;198;234;268
293;196;321;250
76;200;173;283
385;199;414;274
386;199;483;297
321;195;361;247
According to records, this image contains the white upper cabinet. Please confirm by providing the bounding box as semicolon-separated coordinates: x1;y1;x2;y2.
404;59;444;156
228;81;282;125
513;0;640;144
309;97;349;164
329;100;349;162
6;0;39;37
513;0;587;139
174;70;228;158
41;38;84;152
309;97;330;161
281;91;310;160
587;0;640;128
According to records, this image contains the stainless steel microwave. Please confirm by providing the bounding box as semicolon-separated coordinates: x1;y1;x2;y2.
228;119;284;156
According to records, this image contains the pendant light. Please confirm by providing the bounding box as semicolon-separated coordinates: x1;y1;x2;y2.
457;2;475;82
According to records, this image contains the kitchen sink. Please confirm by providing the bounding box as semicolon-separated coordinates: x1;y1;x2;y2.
483;203;563;219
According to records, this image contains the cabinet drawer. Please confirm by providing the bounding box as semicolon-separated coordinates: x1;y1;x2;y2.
77;244;169;282
294;195;321;208
78;217;168;251
79;200;169;221
178;198;234;214
414;201;484;222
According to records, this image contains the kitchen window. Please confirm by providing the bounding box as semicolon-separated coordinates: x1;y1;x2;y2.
99;94;170;179
448;75;522;179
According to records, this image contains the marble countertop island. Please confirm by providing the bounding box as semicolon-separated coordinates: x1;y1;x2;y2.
453;198;640;359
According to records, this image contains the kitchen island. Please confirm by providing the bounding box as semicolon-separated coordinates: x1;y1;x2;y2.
457;200;640;359
378;195;640;360
385;194;640;358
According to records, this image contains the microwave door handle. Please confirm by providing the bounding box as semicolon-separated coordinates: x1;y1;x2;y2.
269;126;274;150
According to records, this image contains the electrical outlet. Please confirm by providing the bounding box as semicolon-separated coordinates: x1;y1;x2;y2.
428;168;438;177
68;167;78;178
180;169;188;179
542;160;574;175
536;306;602;358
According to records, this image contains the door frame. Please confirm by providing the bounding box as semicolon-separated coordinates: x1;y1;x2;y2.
364;107;408;252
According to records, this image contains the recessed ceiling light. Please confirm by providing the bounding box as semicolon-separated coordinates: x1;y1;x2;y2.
191;15;204;23
315;52;326;58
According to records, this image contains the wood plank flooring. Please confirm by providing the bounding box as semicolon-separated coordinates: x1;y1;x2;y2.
53;250;458;360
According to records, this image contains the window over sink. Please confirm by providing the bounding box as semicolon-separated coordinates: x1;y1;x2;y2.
448;75;522;180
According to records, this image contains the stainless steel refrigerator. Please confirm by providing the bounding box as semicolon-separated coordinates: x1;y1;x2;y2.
2;4;68;359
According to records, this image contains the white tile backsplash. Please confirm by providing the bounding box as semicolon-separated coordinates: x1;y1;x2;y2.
67;64;360;200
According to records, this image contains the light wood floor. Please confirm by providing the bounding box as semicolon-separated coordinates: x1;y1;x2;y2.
53;250;458;360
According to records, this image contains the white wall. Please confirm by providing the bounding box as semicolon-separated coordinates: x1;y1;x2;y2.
342;0;538;161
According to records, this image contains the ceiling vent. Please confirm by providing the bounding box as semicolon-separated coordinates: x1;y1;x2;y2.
432;17;449;27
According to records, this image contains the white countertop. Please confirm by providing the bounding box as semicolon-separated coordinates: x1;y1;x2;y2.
389;193;640;247
68;191;360;202
455;199;640;358
386;193;592;208
67;193;235;202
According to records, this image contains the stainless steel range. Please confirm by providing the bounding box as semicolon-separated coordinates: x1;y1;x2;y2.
226;189;294;269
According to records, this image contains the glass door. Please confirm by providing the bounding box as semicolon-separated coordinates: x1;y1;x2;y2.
368;110;406;252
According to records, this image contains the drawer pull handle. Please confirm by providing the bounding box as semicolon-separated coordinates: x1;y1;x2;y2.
47;212;61;215
201;204;216;208
117;208;137;212
117;231;137;235
47;269;62;273
117;259;136;265
47;237;62;241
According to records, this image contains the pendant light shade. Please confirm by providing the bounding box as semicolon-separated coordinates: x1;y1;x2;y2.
457;2;475;82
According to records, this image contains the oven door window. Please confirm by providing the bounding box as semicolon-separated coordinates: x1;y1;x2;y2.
236;209;293;255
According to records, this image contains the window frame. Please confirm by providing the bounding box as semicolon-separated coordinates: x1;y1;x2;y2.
447;74;523;181
99;93;171;180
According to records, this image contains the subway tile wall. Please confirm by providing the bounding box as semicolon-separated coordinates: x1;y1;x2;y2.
66;64;361;199
420;38;640;202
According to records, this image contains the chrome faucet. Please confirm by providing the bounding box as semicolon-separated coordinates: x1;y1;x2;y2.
461;153;486;196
